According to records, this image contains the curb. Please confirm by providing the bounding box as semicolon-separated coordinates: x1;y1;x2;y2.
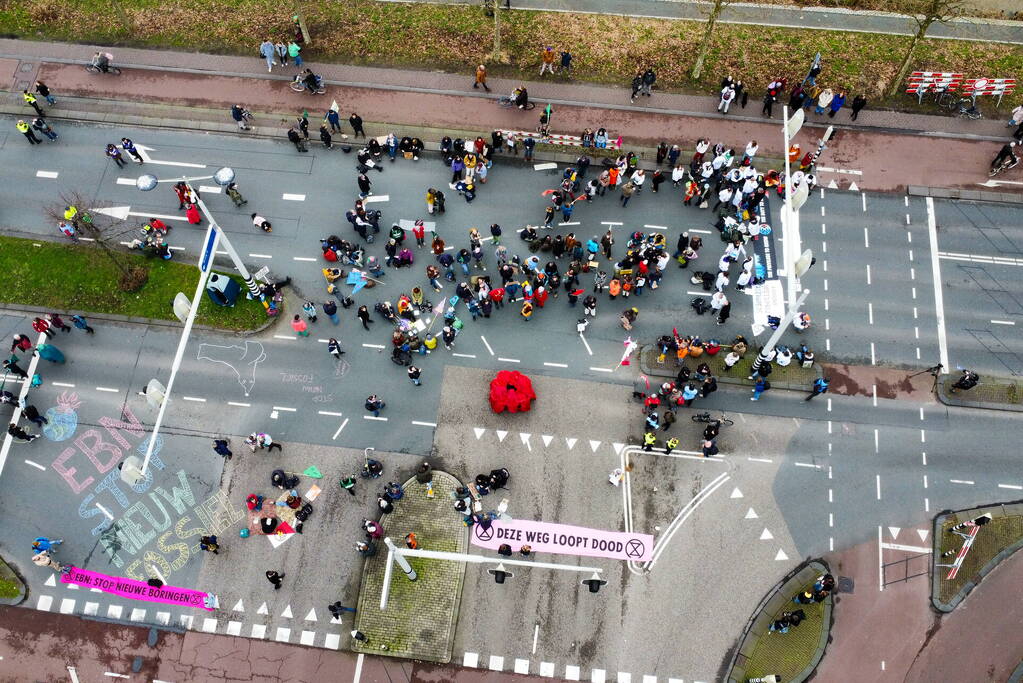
908;185;1023;205
935;376;1023;412
0;557;27;606
725;558;833;683
931;501;1023;613
637;344;821;392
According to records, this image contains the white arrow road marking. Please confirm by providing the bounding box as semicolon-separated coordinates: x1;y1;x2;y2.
745;507;759;519
730;487;743;499
231;599;244;612
280;605;293;618
565;437;577;450
257;602;268;615
760;528;774;540
496;430;507;442
134;144;207;168
888;526;901;539
474;427;486;440
612;442;624;455
589;440;601;452
978;179;1023;187
304;608;317;621
917;529;930;542
775;549;789;561
92;206;187;222
541;434;553;447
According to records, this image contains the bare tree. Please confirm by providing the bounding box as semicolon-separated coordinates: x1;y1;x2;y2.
45;190;150;290
888;0;966;98
691;0;734;81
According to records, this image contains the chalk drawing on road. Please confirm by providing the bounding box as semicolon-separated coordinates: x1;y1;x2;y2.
43;391;81;441
196;342;266;396
334;358;351;379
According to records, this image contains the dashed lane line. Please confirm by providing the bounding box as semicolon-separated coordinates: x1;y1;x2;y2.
293;256;317;262
317;411;344;417
36;170;58;179
950;479;975;485
95;387;119;393
498;357;521;363
544;362;568;368
227;401;251;407
364;415;388;421
451;352;477;359
412;421;437;427
249;253;273;259
182;396;207;402
24;460;46;471
273;406;297;412
590;367;613;373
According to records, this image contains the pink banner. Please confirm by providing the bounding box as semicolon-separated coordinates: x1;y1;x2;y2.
61;566;214;611
470;519;653;561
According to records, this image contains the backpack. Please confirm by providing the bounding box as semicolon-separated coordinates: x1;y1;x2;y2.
296;503;313;522
691;297;709;315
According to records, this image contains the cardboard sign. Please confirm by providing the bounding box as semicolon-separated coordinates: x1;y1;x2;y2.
61;566;214;611
471;519;653;561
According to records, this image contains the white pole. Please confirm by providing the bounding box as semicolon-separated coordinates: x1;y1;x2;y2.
186;180;263;301
138;223;220;477
379;543;397;610
781;106;800;309
750;289;810;375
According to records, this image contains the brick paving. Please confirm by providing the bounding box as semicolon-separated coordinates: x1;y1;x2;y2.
353;470;468;663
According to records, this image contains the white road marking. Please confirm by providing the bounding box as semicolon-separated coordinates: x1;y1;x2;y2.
273;406;297;412
876;475;882;500
643;224;668;229
249;253;273;259
24;460;46;471
532;624;540;654
998;484;1023;490
198;185;221;194
227;401;251;407
590;367;613;373
363;194;389;203
543;362;568;368
907;231;912;243
870;342;876;365
950;479;975;485
747;457;773;463
992;320;1016;325
821;223;826;235
906;213;911;225
874;428;879;452
905;195;909;207
877;526;884;592
36;170;59;179
881;543;931;553
293;256;317;262
412;420;437;427
866;265;871;285
318;411;344;417
182;396;206;402
362;343;386;349
794;462;820;469
921;429;926;443
364;415;388;421
909;249;914;261
868;302;873;325
911;267;916;280
864;227;870;248
600;221;623;226
332;418;349;440
480;335;494;356
924;474;928;488
938;251;1023;266
579;333;593;355
282;193;306;201
451;352;477;358
821;206;825;217
558;221;580;226
498;357;521;363
920;407;925;420
689;228;712;234
51;382;75;388
103;674;130;679
96;504;114;520
115;177;136;185
925;198;949;372
95;387;118;393
861;192;867;211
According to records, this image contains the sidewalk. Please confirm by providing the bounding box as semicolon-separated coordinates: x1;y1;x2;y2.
1;39;1020;195
399;0;1023;44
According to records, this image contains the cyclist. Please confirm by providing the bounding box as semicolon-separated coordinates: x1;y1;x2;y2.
991;141;1019;173
91;51;111;73
63;205;80;228
513;86;529;109
302;68;322;94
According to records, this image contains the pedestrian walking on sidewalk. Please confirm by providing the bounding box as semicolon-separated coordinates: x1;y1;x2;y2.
357;305;373;330
275;40;288;66
805;376;830;401
266;570;285;589
121;137;144;163
46;313;70;333
349;113;365;138
629;72;643;102
21;402;47;427
231;104;252;131
850;94;867;121
32;118;57;141
474;64;491;91
287;127;308;152
16;120;40;145
23;90;44;116
70;314;95;333
259;39;276;72
289;40;303;67
35;81;56;106
106;143;126;168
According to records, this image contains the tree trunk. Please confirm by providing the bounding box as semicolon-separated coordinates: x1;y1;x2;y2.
889;21;931;98
492;4;501;61
691;1;724;81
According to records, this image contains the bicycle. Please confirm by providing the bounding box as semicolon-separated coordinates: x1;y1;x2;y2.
497;95;536;110
990;156;1019;177
954;97;982;120
290;74;326;95
691;412;734;426
84;63;121;76
935;90;957;111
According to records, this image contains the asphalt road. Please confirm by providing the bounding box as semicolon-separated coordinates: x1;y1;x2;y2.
2;121;1023;680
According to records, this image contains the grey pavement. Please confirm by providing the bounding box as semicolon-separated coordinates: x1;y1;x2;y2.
388;0;1023;44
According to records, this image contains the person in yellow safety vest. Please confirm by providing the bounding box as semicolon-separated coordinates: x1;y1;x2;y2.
64;206;80;228
16;120;40;145
664;437;680;456
22;90;43;116
643;431;657;452
423;334;438;351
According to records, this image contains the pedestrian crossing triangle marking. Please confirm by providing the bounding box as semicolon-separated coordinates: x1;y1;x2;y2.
849;181;859;192
330;615;342;624
730;487;743;499
590;440;601;452
520;433;532;451
496;430;508;442
917;529;929;542
474;428;486;440
44;575;56;587
760;528;774;540
565;437;577;450
304;608;317;621
542;435;553;447
889;526;901;539
827;179;839;189
775;549;789;561
612;442;625;455
257;602;268;615
231;599;245;612
745;507;759;519
281;605;293;618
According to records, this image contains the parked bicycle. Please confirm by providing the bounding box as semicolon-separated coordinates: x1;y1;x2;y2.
691;412;734;426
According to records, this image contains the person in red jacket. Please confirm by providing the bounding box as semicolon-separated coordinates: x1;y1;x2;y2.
489;286;506;309
185;203;202;225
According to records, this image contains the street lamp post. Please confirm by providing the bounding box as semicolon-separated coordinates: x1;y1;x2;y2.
128;168;265;480
379;537;605;609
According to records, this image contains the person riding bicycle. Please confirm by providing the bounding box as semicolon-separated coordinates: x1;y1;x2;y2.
513;86;529;109
302;69;321;94
991;141;1019;172
91;51;111;73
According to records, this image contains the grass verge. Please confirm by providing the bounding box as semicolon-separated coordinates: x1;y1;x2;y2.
742;578;828;682
0;235;267;332
1;1;1019;107
940;377;1023;405
937;513;1023;603
640;346;817;387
